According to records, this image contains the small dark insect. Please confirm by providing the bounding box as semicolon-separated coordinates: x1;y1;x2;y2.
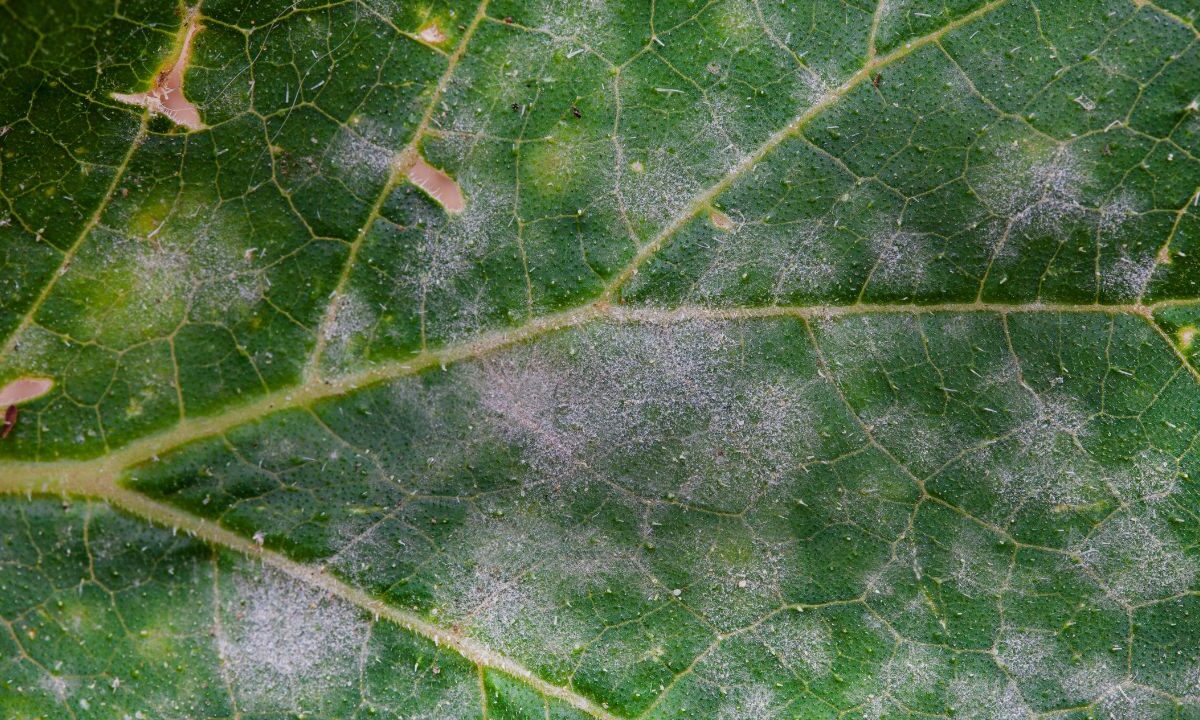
511;102;521;112
571;105;582;119
502;16;514;24
1;405;16;440
1102;143;1113;156
872;73;882;89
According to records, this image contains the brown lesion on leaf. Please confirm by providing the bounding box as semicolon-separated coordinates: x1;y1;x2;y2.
710;209;734;231
403;153;465;214
112;8;205;130
0;376;53;439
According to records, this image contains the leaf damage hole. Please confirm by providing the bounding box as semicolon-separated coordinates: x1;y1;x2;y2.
0;377;54;406
112;9;205;130
405;154;465;213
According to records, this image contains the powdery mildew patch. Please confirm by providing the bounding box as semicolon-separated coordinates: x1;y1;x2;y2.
868;229;932;290
470;321;820;511
217;568;369;713
430;509;639;675
691;221;840;303
320;291;377;370
975;142;1088;231
754;610;833;677
1076;509;1195;604
717;685;781;720
948;677;1032;720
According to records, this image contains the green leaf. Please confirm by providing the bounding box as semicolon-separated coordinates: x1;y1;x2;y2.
2;1;1200;718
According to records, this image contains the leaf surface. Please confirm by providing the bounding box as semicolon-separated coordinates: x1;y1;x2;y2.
2;0;1200;718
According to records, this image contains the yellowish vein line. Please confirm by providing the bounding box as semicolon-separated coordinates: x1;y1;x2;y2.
306;0;492;379
8;483;621;720
601;0;1014;300
0;113;149;359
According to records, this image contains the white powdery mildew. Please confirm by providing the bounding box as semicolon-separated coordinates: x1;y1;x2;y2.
432;510;634;672
996;629;1060;685
401;680;482;720
1184;663;1200;704
947;527;1009;599
329;124;396;189
691;93;747;173
395;168;515;342
470;321;819;509
1107;448;1180;503
966;388;1108;510
717;684;781;720
755;610;833;678
668;532;796;631
321;291;376;369
1000;619;1170;714
533;0;617;47
694;222;840;302
948;677;1033;720
1077;510;1195;604
1063;656;1126;702
617;143;703;230
882;643;946;704
976;143;1089;236
1101;246;1157;299
1090;685;1167;720
1063;658;1166;720
217;569;369;712
869;230;932;290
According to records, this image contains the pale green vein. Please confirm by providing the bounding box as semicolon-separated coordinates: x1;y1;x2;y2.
0;113;150;359
306;0;493;380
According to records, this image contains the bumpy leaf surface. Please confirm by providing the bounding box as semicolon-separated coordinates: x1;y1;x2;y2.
3;0;1200;718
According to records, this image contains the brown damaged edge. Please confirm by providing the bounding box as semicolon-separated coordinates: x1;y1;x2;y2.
404;153;465;213
112;9;205;130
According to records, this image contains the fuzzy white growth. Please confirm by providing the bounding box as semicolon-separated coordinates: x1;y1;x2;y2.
664;531;795;632
1102;247;1157;299
217;569;369;712
471;321;818;510
1076;510;1195;604
330;124;395;189
717;684;780;720
755;611;833;678
532;0;617;47
869;230;931;289
692;222;840;302
882;643;946;703
1184;663;1200;704
985;390;1099;508
617;143;703;230
395;167;516;343
431;509;635;675
321;291;376;369
1090;685;1165;720
948;677;1033;720
976;143;1088;235
947;526;1009;599
996;630;1060;684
